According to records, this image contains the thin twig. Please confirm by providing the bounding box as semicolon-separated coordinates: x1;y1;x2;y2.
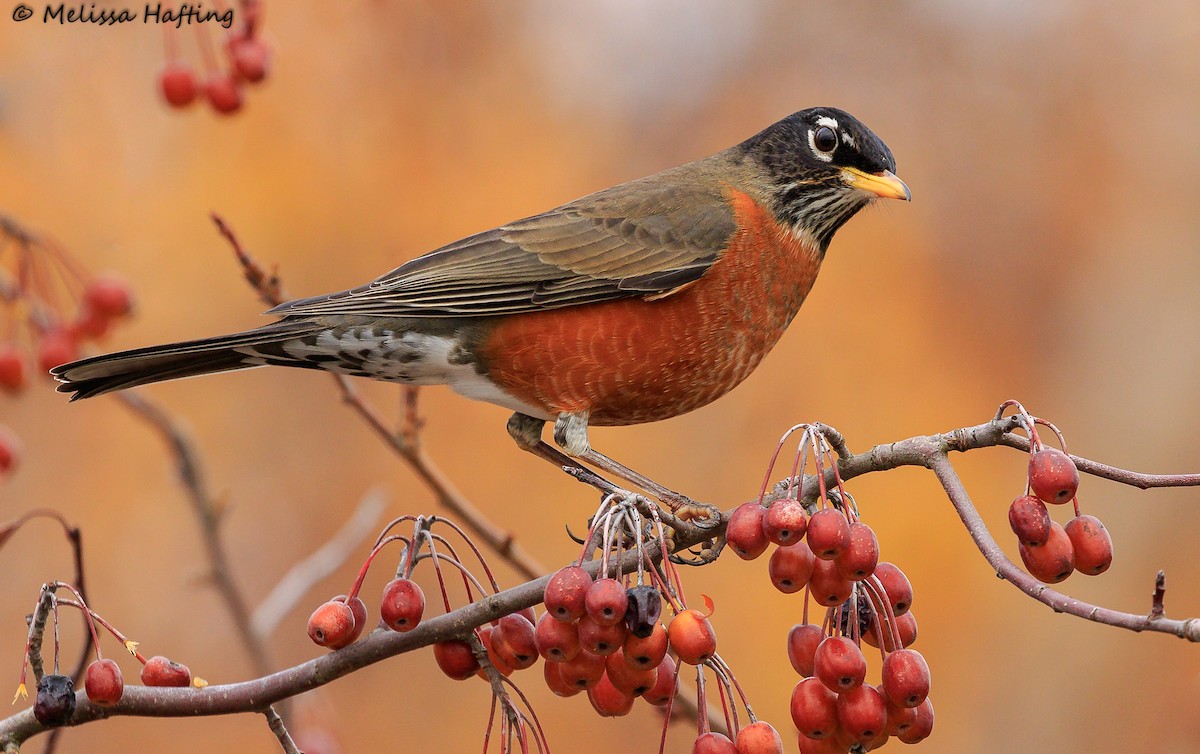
251;489;388;638
263;706;300;754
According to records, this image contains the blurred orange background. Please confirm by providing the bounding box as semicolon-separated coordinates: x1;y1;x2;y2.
2;2;1199;752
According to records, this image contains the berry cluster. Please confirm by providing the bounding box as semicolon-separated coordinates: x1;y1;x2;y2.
730;425;933;752
14;581;204;727
157;0;270;115
1003;403;1114;584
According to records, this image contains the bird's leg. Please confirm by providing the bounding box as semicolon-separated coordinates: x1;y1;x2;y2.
551;412;708;516
506;412;587;472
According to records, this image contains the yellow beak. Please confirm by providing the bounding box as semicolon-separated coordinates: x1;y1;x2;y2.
841;167;911;201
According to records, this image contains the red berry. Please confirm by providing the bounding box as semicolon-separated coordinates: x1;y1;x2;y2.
622;621;668;670
642;654;677;706
159;63;198;108
307;600;357;649
814;636;866;693
587;672;635;717
333;594;369;636
380;578;425;631
545;565;592;622
84;658;124;706
535;611;580;662
1008;494;1052;547
604;649;656;696
880;649;930;708
204;73;243;115
790;676;838;740
896;697;934;744
896;612;918;648
726;502;769;560
83;275;134;319
228;36;270;82
1065;514;1113;575
836;684;886;743
806;508;850;560
558;648;605;690
0;426;21;479
809;557;853;607
584;578;628;627
668;607;717;665
543;660;580;697
735;721;784;754
835;522;879;581
140;656;191;687
872;562;913;617
476;626;514;678
693;732;738;753
769;540;815;594
433;639;479;681
0;347;27;394
763;498;808;546
885;693;918;737
71;309;111;341
1028;448;1079;505
37;328;78;372
787;623;825;677
1019;521;1075;583
578;614;626;656
795;735;848;754
491;613;538;670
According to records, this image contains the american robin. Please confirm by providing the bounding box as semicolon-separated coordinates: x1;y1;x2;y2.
54;107;908;491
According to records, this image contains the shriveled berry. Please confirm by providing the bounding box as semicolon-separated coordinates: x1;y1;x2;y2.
769;540;815;594
835;522;879;581
588;672;635;717
1065;514;1113;575
1008;494;1052;547
642;654;677;706
625;584;662;638
33;674;75;726
535;612;580;662
380;578;425;631
491;613;538;670
872;562;913;617
1019;521;1075;583
543;660;580;697
141;656;191;687
787;623;825;677
84;658;124;706
668;607;717;665
809;557;853;607
726;502;769;560
159;63;198;107
604;649;656;696
545;565;592;622
836;684;886;744
558;648;605;690
433;639;479;680
693;732;738;753
896;697;934;744
763;498;808;546
0;347;27;394
623;621;668;670
806;508;850;560
735;720;784;754
228;36;270;82
37;329;78;372
204;74;243;115
1028;447;1079;505
578;614;626;656
814;636;866;693
790;676;838;740
880;649;930;708
84;275;134;318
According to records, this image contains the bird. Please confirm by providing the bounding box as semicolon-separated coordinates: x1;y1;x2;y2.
53;107;908;496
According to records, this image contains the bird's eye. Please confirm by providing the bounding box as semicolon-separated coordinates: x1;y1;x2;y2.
813;126;838;154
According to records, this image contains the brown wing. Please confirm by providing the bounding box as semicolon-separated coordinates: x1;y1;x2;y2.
268;165;736;318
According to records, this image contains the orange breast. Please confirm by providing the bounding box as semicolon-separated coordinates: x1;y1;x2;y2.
478;189;824;426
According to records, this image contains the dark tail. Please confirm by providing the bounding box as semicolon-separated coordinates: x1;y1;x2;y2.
52;320;324;400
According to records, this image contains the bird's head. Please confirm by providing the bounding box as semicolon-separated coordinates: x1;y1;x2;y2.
740;107;910;253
